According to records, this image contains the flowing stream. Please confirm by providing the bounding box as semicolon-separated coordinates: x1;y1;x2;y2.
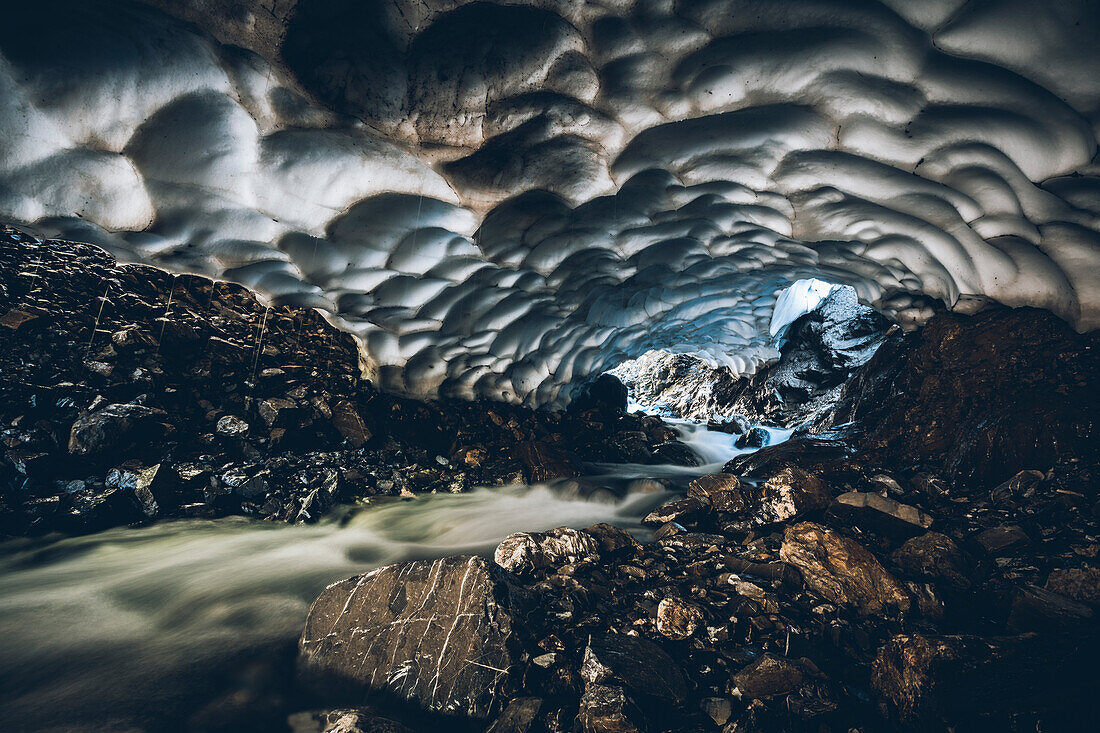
0;422;784;731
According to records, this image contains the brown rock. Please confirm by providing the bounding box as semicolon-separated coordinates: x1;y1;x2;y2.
577;685;641;733
516;441;579;483
495;527;601;576
751;467;832;525
642;496;706;527
1044;566;1100;605
299;556;515;720
655;597;703;640
1008;584;1093;632
0;308;38;331
831;491;933;537
331;400;371;447
580;634;688;703
781;522;910;614
731;654;804;699
486;696;542;733
975;525;1029;556
990;469;1044;501
892;532;972;589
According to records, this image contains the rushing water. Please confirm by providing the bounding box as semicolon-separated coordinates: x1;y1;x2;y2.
0;422;784;731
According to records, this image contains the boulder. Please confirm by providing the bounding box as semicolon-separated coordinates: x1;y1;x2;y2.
891;532;972;589
735;427;770;449
288;708;415;733
974;525;1030;556
830;491;933;538
331;400;372;447
655;597;703;640
570;373;628;414
734;467;832;527
781;522;910;614
68;403;168;457
216;414;249;438
105;462;177;517
299;556;516;720
495;528;601;577
580;633;688;703
577;684;641;733
1044;567;1100;605
642;496;706;527
1007;584;1093;632
486;697;542;733
730;654;805;699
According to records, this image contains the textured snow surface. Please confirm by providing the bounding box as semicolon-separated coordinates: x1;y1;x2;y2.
1;0;1098;405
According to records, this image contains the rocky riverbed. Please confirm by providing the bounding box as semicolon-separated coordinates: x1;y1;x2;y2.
294;306;1099;732
0;231;695;539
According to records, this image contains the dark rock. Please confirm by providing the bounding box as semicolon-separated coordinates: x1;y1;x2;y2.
570;373;628;414
871;632;1098;724
216;414;250;438
734;427;769;449
1044;567;1100;605
105;462;177;517
642;496;706;527
892;532;972;590
650;441;699;466
68;403;168;457
331;400;372;447
495;528;601;577
730;653;804;699
723;436;852;477
576;684;641;733
584;523;641;556
580;634;688;704
0;308;40;332
299;556;515;720
1007;584;1093;632
830;491;933;538
989;469;1045;502
516;441;579;483
486;696;542;733
288;708;415;733
975;525;1030;556
655;597;703;640
707;415;749;435
781;522;910;614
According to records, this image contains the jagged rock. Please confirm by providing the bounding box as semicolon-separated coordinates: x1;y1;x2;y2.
642;496;706;527
655;597;703;640
486;697;542;733
975;525;1030;556
1008;584;1093;632
331;400;371;447
288;708;416;733
831;491;933;538
990;469;1044;502
700;697;732;726
651;441;700;466
216;414;249;438
871;633;1097;723
68;403;168;457
707;415;749;435
585;523;640;556
580;634;688;703
730;654;804;699
516;441;579;483
576;684;641;733
299;556;515;720
723;436;852;478
0;308;39;332
891;532;972;590
734;467;831;527
735;427;769;449
781;522;910;614
1045;567;1100;605
105;462;177;517
687;473;746;513
495;528;601;576
570;373;628;414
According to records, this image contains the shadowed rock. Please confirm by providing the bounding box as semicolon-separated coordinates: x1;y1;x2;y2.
299;556;516;720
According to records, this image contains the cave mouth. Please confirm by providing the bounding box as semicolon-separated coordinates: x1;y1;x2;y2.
605;278;882;429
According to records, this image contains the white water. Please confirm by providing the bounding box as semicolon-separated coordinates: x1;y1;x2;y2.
0;423;785;730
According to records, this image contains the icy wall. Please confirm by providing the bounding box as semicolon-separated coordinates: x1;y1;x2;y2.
1;0;1097;405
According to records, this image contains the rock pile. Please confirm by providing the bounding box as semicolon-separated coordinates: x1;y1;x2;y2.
0;234;694;537
298;307;1099;731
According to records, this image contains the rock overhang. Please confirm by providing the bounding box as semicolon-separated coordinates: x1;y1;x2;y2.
0;0;1097;406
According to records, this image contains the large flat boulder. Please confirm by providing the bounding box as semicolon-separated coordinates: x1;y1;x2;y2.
299;556;516;720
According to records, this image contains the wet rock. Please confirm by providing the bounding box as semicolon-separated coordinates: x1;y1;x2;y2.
781;522;910;614
642;496;706;527
580;634;688;704
707;415;749;435
1008;584;1093;632
735;427;769;449
105;462;177;517
651;441;699;466
331;400;371;447
495;528;601;577
975;525;1030;556
655;597;703;640
734;467;832;527
299;556;515;720
585;523;640;556
68;403;168;457
0;308;39;332
700;697;732;726
570;373;628;414
67;485;142;532
871;632;1097;723
892;532;972;589
576;684;641;733
516;441;579;483
1044;566;1100;605
288;708;415;733
831;491;933;538
730;653;804;699
723;436;852;478
485;696;542;733
990;469;1044;502
216;414;249;438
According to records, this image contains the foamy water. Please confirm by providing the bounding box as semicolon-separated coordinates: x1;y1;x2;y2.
0;421;778;730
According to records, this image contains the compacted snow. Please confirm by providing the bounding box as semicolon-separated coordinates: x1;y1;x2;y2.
1;0;1097;405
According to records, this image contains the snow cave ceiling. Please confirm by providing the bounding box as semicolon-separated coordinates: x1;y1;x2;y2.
1;0;1098;405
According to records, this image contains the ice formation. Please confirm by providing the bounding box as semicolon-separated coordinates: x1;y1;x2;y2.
1;0;1097;405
